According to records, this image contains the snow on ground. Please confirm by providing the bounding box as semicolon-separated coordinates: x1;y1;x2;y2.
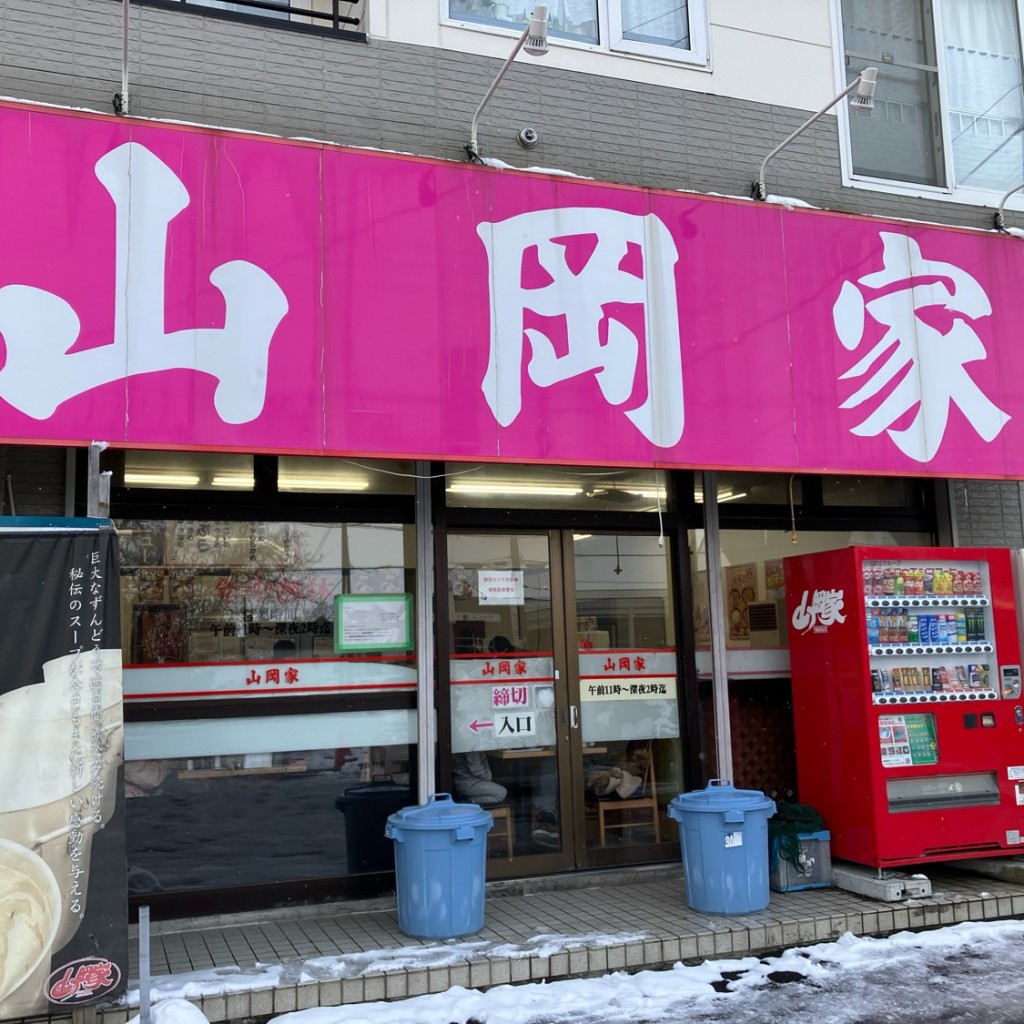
124;919;1024;1024
265;920;1024;1024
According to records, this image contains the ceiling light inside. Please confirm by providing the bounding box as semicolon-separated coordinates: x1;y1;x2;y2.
448;481;583;497
694;488;749;503
279;476;370;491
211;474;255;489
123;471;200;487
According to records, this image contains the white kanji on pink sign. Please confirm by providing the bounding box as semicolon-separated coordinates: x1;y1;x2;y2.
476;208;684;447
0;143;288;423
833;232;1009;462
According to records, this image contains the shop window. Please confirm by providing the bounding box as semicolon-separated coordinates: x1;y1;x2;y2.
119;517;417;894
124;741;414;892
445;462;672;512
117;520;414;666
821;475;923;507
695;473;802;506
840;0;1024;200
446;1;709;67
691;526;935;654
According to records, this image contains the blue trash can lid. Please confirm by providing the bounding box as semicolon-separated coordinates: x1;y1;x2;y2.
386;792;493;831
668;779;776;815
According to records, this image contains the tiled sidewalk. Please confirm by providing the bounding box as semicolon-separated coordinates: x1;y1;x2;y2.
84;862;1024;1024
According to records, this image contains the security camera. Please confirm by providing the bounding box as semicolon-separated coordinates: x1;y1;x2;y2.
517;127;540;149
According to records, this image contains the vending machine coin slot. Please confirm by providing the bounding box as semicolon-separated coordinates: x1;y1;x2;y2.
1015;707;1023;726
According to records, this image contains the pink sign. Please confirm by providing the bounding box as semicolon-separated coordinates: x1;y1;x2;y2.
1;100;1023;478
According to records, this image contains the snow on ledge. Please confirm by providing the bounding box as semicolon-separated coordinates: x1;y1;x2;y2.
119;931;649;1008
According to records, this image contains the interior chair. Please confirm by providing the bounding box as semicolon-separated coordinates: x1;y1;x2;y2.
598;742;661;846
487;804;514;860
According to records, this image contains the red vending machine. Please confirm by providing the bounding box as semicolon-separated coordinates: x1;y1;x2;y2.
785;546;1024;868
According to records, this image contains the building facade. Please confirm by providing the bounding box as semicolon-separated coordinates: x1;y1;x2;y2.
2;0;1024;919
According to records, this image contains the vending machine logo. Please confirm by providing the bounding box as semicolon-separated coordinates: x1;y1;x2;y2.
791;588;847;634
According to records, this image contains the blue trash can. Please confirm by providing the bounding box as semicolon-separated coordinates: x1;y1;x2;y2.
668;779;776;915
385;793;493;939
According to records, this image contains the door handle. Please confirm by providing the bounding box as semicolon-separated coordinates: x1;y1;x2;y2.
570;705;579;729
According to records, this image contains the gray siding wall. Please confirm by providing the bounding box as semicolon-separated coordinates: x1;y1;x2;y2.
952;480;1024;549
0;1;1011;541
0;446;68;515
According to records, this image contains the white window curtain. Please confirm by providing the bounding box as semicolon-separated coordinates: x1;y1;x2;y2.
549;0;599;41
940;0;1024;190
448;1;598;44
619;0;690;49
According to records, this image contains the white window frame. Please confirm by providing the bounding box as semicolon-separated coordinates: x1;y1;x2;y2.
832;0;1024;211
606;0;709;65
443;1;711;69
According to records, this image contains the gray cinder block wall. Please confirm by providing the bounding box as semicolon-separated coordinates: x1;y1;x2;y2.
0;0;1010;538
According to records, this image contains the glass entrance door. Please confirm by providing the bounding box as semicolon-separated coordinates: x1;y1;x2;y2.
447;531;573;873
446;530;682;875
568;533;682;866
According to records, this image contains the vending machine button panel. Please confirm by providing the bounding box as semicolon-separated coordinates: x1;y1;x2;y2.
1001;665;1022;699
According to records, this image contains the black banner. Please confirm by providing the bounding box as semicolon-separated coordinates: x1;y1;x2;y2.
0;520;127;1017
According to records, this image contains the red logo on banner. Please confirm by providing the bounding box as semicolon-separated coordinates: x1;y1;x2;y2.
47;958;122;1004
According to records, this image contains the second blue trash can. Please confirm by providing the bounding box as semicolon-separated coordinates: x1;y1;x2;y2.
668;779;776;915
385;793;493;939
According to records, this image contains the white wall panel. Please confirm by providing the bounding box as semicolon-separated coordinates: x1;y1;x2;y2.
383;0;837;111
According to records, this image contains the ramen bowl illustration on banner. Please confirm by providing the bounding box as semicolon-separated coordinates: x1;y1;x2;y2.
0;651;124;952
0;838;62;1018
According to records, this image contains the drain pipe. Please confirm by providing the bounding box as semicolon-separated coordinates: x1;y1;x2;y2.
115;0;130;115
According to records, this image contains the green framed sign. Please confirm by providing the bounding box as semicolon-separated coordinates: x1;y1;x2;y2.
334;593;413;652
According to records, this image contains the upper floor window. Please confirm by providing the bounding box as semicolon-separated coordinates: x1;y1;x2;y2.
840;0;1024;199
197;0;286;17
159;0;364;35
447;1;710;67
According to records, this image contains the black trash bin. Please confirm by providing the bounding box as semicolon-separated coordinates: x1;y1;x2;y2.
334;781;411;873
